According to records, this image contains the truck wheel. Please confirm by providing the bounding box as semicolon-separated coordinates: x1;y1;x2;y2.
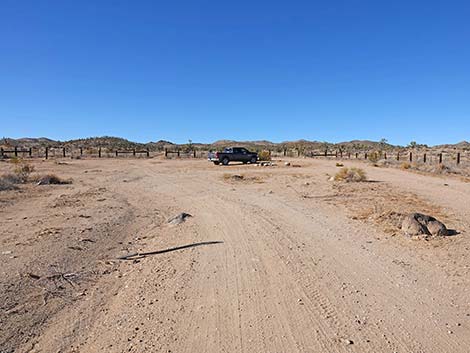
213;161;220;165
250;157;257;164
222;157;229;165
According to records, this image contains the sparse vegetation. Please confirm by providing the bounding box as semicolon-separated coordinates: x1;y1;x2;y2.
12;160;35;182
35;174;72;185
222;173;263;183
223;173;244;181
334;167;367;182
368;151;381;164
400;162;411;170
258;150;271;161
0;174;20;191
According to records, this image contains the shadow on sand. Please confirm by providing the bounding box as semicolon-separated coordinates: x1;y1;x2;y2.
118;241;224;260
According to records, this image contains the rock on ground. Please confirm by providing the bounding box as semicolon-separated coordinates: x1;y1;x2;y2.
167;212;192;225
402;213;448;237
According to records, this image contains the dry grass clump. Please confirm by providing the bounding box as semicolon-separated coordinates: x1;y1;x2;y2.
330;182;448;237
0;160;34;191
222;173;263;183
368;151;381;164
34;174;72;185
334;167;367;182
12;160;35;182
258;150;271;161
400;162;411;170
0;174;20;191
223;173;244;181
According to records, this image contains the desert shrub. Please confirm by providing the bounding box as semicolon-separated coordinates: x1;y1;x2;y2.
35;174;72;185
1;173;22;184
13;160;35;182
368;152;381;164
400;162;411;170
0;174;20;191
432;164;453;174
223;173;244;181
334;167;367;182
258;150;271;161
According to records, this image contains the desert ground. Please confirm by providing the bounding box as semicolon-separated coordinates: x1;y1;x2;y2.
1;157;470;353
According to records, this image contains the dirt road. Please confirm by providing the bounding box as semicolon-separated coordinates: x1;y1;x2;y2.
1;158;469;352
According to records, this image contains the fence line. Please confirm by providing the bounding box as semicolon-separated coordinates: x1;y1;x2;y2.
0;147;206;160
1;146;469;167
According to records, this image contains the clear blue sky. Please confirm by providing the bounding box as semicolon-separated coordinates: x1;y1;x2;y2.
1;0;469;145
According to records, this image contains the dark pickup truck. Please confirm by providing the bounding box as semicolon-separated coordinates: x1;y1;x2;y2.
208;147;258;165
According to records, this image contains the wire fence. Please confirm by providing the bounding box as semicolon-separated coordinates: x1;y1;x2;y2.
1;146;469;168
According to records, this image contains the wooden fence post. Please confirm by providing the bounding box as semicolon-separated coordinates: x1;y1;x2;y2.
165;148;168;157
409;152;412;162
397;152;400;161
29;147;32;157
133;149;136;157
439;153;443;164
355;152;358;159
283;149;287;157
193;150;196;158
384;152;387;160
365;152;368;160
146;149;150;157
62;148;66;158
340;150;343;158
457;152;461;165
177;150;180;157
423;153;427;163
335;151;338;158
80;147;83;156
115;150;118;157
45;147;48;159
14;146;18;157
99;148;101;158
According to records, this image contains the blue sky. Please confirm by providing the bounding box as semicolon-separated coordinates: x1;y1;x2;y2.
1;0;469;145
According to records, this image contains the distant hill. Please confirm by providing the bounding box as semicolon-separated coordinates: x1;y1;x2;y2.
212;140;277;147
434;141;470;150
1;137;56;147
2;136;469;152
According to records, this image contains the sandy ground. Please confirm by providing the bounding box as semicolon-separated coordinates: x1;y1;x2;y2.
1;157;469;353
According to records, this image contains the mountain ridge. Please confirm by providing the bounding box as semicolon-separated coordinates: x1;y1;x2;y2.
1;137;469;151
